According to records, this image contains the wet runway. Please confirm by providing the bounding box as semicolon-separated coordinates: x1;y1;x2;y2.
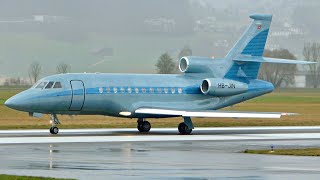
0;127;320;179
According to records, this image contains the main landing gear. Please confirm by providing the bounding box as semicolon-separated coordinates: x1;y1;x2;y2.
49;114;60;135
178;117;194;135
137;118;151;132
136;117;194;135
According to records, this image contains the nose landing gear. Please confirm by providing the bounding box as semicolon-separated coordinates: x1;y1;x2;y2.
50;114;60;135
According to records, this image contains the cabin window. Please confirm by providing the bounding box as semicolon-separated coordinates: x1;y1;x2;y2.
171;87;176;94
150;88;154;93
36;82;48;89
157;88;162;93
142;87;146;93
53;82;62;88
127;87;132;93
120;87;125;93
135;88;139;93
113;87;118;93
45;81;54;89
164;88;168;94
106;87;111;93
178;88;183;94
99;87;104;93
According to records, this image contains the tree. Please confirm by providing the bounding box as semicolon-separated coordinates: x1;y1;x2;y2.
259;49;297;88
178;46;192;59
28;62;42;84
56;62;71;74
155;53;176;74
303;42;320;88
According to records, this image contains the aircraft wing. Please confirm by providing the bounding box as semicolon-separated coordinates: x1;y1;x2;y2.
135;108;295;118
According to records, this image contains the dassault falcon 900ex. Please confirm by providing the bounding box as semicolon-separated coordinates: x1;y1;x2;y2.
5;14;315;135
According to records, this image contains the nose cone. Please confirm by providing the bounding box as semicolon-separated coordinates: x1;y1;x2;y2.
5;91;31;111
5;97;21;110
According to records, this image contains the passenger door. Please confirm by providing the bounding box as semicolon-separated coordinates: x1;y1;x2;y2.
69;80;85;111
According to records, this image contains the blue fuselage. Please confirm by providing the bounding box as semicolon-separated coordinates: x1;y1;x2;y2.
6;73;274;118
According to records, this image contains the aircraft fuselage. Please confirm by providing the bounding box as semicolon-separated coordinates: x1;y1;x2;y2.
5;73;274;118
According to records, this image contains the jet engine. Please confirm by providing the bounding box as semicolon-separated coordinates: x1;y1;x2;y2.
200;78;248;96
179;56;213;73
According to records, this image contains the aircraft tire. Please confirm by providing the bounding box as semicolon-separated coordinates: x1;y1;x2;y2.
50;127;59;134
178;122;192;135
137;123;143;132
142;121;151;132
137;121;151;132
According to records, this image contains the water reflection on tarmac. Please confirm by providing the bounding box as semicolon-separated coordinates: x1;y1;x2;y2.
0;127;320;179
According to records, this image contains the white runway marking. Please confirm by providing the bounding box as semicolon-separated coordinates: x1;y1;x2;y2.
0;133;320;144
0;126;319;144
0;126;320;134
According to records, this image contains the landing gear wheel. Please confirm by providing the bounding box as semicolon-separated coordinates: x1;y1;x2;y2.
50;126;59;134
178;122;192;135
142;121;151;132
137;121;151;132
49;114;61;135
137;123;143;132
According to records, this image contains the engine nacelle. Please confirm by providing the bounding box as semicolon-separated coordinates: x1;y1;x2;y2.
179;56;213;73
200;78;248;96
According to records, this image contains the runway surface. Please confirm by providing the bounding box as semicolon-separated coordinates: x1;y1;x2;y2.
0;127;320;179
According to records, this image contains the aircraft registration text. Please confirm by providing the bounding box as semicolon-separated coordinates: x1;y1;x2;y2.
217;83;236;89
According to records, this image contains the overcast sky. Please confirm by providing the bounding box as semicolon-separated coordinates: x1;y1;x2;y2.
0;0;319;78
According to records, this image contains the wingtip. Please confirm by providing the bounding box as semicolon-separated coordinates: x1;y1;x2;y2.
281;112;299;116
306;62;317;64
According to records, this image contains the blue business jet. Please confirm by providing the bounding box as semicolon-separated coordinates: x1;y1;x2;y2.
5;14;314;135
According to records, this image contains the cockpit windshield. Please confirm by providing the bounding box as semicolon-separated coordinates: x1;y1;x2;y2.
45;81;54;89
53;82;62;88
35;82;48;89
34;81;63;89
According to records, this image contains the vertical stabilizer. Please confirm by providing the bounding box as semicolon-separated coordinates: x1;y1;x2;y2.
224;14;272;79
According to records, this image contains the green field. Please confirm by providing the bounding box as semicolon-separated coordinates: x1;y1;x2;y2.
0;87;320;129
244;148;320;156
0;174;73;180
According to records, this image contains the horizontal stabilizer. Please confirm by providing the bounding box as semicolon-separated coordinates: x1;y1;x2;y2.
234;56;316;65
135;108;296;119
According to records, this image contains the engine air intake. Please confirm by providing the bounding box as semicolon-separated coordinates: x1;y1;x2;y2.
179;57;189;72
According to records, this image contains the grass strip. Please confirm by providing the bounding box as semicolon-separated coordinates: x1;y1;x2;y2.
243;148;320;156
0;174;74;180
